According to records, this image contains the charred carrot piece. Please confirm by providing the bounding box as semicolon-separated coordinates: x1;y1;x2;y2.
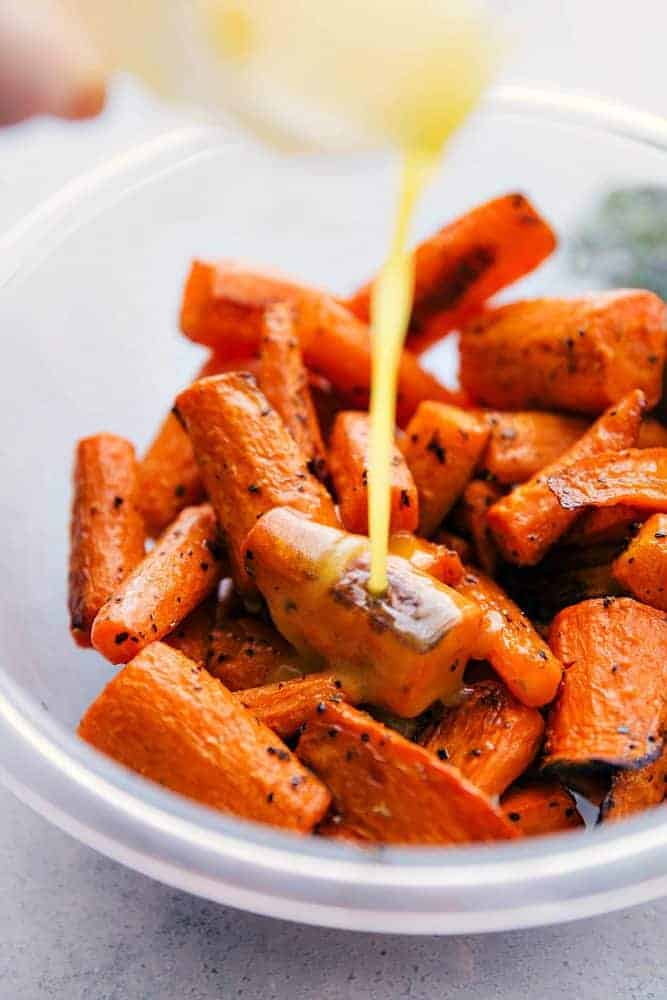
259;302;328;479
91;504;224;665
164;594;218;667
424;680;544;796
480;411;588;485
613;513;667;611
244;507;482;717
543;597;667;777
601;753;667;822
501;781;584;836
548;447;667;512
346;193;557;354
459;479;504;575
234;672;360;739
207;613;306;690
175;373;338;591
456;570;562;708
329;411;418;534
487;390;645;565
179;260;457;425
460;291;667;414
136;353;261;538
69;434;145;648
297;701;517;844
403;402;491;536
388;532;463;585
79;642;330;832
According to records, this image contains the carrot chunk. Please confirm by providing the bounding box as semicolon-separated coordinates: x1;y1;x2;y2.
259;302;327;479
459;479;504;575
543;598;667;776
565;505;643;548
424;680;544;796
244;507;482;717
388;532;463;585
207;613;306;691
297;701;517;844
456;570;562;708
601;754;667;822
164;595;217;667
548;447;667;512
79;642;330;832
175;373;338;591
403;402;490;536
460;291;667;414
235;672;359;739
480;411;588;485
91;504;224;664
329;411;418;534
346;193;556;354
179;260;455;425
613;513;667;611
501;781;584;836
69;434;146;647
487;390;645;565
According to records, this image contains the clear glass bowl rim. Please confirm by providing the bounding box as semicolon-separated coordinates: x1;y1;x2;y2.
2;83;667;934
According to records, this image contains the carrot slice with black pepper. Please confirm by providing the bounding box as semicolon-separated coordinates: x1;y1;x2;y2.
164;594;218;667
175;373;338;592
456;570;562;708
613;514;667;612
402;402;490;536
543;597;667;779
297;701;517;844
329;411;418;535
346;193;557;354
235;672;360;739
259;302;328;480
207;613;306;691
601;753;667;822
79;642;330;832
69;434;146;647
480;411;588;485
459;479;504;575
460;291;667;414
548;447;667;513
487;390;645;565
501;781;584;836
423;680;544;796
91;504;224;664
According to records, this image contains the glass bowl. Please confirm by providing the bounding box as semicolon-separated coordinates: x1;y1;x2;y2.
2;85;667;935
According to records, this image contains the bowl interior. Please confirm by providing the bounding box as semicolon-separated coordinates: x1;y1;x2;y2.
1;98;666;862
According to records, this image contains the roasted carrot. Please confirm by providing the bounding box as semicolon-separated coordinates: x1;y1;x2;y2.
69;434;146;647
565;505;643;548
259;302;327;479
487;390;645;565
234;672;360;739
179;260;455;425
165;595;217;667
501;781;584;836
403;402;491;536
207;613;306;690
329;411;418;534
244;507;482;717
388;532;463;585
316;817;374;844
601;754;667;822
480;411;588;485
459;480;504;575
297;701;517;844
460;291;667;414
79;642;330;832
423;680;544;796
91;504;224;665
548;447;667;512
456;570;562;708
613;514;667;611
435;529;473;564
346;193;557;353
543;598;667;776
175;373;338;590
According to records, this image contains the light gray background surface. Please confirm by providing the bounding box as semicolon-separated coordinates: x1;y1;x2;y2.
2;2;667;996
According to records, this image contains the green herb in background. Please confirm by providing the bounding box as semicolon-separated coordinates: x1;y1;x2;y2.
571;187;667;297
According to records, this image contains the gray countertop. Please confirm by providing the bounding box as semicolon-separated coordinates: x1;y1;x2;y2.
2;786;666;1000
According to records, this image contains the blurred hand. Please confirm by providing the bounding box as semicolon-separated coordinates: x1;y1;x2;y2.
0;0;106;125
